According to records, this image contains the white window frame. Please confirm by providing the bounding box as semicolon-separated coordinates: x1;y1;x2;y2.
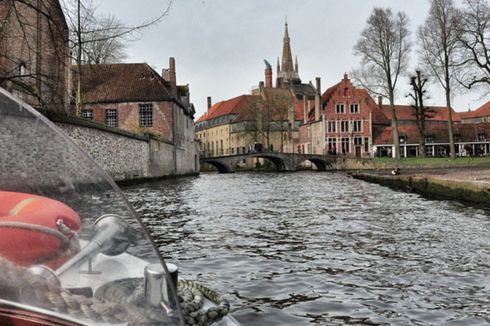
336;103;345;114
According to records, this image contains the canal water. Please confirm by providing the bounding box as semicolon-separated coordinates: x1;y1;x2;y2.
123;172;490;325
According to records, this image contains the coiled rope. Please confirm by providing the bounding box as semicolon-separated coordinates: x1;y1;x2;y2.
0;256;229;325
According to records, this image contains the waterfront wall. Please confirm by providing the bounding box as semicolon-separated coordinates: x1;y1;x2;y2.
51;115;198;181
353;173;490;205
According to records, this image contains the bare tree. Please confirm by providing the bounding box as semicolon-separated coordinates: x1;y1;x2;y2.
0;0;71;112
407;71;432;158
60;0;173;116
419;0;461;159
457;0;490;91
240;101;269;146
353;8;412;160
266;93;293;153
240;92;293;153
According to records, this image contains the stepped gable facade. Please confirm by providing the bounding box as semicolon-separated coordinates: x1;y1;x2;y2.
299;74;387;156
0;0;71;112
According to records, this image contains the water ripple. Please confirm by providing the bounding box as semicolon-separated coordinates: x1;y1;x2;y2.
123;172;490;325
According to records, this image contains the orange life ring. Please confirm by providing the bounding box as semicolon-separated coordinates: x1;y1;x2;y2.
0;191;81;269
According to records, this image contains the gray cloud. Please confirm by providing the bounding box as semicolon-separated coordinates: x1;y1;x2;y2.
96;0;487;117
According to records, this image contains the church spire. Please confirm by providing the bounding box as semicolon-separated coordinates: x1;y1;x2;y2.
277;21;300;84
281;22;294;73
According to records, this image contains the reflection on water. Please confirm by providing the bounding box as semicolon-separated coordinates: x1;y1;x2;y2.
123;172;490;325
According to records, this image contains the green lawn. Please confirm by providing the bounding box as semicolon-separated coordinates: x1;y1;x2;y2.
372;156;490;166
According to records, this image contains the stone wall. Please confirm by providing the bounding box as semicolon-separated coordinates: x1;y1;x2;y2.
50;115;198;181
56;123;150;181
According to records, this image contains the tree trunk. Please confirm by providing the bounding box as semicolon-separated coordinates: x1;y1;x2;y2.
389;93;400;160
445;87;456;159
75;0;82;117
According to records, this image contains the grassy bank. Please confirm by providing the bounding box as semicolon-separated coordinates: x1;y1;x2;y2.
372;156;490;167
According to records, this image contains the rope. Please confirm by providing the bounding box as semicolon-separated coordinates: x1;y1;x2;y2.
0;221;70;245
178;280;230;326
0;256;230;325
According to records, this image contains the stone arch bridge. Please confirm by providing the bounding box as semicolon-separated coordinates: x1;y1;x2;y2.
201;153;337;173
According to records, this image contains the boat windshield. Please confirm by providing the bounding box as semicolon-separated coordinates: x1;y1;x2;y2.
0;88;183;325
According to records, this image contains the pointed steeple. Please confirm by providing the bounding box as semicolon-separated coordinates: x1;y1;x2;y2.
277;21;300;84
281;22;294;73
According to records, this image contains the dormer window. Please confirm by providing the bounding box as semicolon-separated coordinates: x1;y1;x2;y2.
425;135;434;143
478;133;486;141
453;134;460;142
399;135;406;143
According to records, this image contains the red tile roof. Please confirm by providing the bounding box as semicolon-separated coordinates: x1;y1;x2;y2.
80;63;173;104
380;104;461;122
195;95;261;123
459;101;490;119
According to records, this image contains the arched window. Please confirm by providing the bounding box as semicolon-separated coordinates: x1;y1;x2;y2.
19;63;26;79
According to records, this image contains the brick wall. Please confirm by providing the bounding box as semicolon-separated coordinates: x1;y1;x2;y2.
82;101;174;141
0;0;70;112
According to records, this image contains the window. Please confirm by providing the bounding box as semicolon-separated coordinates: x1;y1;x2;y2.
399;135;406;144
353;120;362;132
425;135;434;143
341;137;350;154
343;88;350;97
327;138;336;154
426;145;434;156
364;137;369;152
478;133;486;141
19;63;26;80
354;137;362;146
454;134;460;142
350;104;359;113
336;103;344;114
105;109;117;127
341;121;349;132
139;104;153;127
81;109;93;120
327;121;336;133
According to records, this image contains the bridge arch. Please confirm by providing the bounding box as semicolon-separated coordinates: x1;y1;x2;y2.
297;157;332;171
203;160;234;173
231;153;289;172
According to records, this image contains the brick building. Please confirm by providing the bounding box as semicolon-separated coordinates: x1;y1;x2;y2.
460;101;490;124
300;74;386;156
78;58;198;173
0;0;71;112
299;72;490;158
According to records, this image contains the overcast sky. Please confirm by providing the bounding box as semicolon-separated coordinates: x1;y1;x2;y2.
96;0;488;118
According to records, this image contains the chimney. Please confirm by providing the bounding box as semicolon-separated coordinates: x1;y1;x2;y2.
265;67;273;88
303;96;308;124
207;96;212;110
378;96;383;107
169;57;177;96
315;77;321;121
